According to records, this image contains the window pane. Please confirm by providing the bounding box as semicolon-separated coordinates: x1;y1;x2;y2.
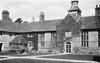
28;41;33;47
88;31;98;42
45;33;51;41
81;32;89;47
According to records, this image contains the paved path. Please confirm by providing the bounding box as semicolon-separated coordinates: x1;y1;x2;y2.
0;53;99;63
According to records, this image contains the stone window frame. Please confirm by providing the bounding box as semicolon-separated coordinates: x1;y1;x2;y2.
81;31;88;48
64;41;72;54
28;41;33;47
98;31;100;47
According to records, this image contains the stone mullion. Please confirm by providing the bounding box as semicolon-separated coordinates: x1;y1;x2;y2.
81;31;88;48
51;32;56;48
81;32;83;47
83;32;85;47
41;32;45;48
86;32;88;47
98;31;100;47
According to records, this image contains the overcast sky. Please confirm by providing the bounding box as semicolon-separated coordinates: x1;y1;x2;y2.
0;0;97;22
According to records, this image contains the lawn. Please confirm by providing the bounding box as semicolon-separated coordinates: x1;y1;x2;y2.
0;51;52;57
0;57;7;59
39;54;94;61
0;59;84;63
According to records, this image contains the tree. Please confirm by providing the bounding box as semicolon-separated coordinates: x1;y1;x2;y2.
15;18;23;23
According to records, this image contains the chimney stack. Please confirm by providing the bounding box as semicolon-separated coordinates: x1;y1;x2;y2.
2;10;12;23
32;16;35;23
95;1;100;16
39;11;45;22
2;10;10;20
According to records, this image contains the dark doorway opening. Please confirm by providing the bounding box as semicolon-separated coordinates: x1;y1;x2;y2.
0;43;2;52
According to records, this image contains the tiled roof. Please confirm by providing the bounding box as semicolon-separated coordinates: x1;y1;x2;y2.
57;15;100;33
80;16;100;29
0;15;99;33
0;19;63;32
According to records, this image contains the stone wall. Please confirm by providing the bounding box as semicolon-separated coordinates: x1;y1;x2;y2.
72;31;100;55
38;32;57;53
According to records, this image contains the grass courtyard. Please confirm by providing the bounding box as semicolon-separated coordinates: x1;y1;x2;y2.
0;54;98;63
0;53;99;63
39;54;94;60
0;58;89;63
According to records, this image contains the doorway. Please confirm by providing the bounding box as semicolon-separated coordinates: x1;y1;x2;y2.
0;43;2;52
64;42;72;54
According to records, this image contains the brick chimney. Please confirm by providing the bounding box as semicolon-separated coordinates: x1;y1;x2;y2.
39;11;45;22
95;4;100;16
2;10;12;23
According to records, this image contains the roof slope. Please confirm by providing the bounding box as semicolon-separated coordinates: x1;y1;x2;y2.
0;15;99;33
80;16;100;29
0;19;63;33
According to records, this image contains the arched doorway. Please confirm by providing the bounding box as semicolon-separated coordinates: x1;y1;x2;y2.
64;42;72;54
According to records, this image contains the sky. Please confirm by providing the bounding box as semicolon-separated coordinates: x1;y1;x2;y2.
0;0;97;22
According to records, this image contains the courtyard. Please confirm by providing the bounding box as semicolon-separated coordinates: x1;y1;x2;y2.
0;53;98;63
0;59;88;63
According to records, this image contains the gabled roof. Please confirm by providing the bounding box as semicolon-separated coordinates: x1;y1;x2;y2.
57;14;81;35
56;15;74;31
0;19;63;33
64;14;81;34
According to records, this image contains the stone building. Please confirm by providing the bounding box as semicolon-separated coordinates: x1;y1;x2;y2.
0;0;100;55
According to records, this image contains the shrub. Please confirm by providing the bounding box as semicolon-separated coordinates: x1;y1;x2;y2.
73;47;80;54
